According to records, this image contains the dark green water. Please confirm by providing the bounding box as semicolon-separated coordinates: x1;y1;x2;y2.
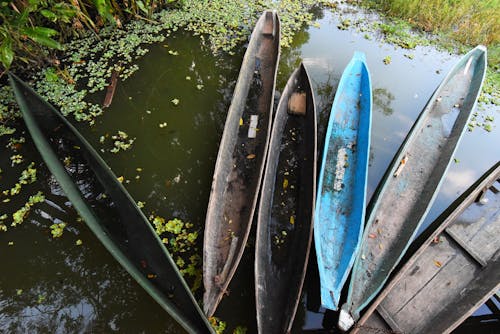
1;5;499;333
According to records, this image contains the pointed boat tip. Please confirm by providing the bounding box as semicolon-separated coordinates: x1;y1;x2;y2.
338;306;355;332
352;51;367;62
7;71;16;83
319;289;340;311
475;44;487;52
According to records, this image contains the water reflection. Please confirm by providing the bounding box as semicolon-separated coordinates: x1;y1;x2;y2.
2;4;499;333
373;87;395;116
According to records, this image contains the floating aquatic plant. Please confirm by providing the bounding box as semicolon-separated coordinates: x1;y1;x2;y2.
11;191;45;228
50;222;66;238
151;215;201;290
109;130;136;153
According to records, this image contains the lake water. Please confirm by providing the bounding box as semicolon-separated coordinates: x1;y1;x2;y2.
1;4;498;333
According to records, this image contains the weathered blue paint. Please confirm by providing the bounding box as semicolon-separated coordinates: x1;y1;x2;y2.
340;45;487;331
314;52;372;311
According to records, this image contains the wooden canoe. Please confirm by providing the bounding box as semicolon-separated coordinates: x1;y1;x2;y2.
255;63;317;333
9;73;214;334
352;161;500;334
203;10;280;317
339;45;487;330
314;52;372;311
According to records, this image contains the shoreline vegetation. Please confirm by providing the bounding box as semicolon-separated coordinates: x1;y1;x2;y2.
1;0;498;133
0;1;498;331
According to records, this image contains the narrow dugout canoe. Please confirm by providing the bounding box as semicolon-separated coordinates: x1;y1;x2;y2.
339;45;487;330
352;161;500;334
255;63;317;333
203;11;280;317
314;52;372;311
9;73;214;334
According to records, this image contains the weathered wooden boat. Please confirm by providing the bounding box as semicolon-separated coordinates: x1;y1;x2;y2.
453;293;500;334
339;45;487;331
203;10;280;317
255;63;316;333
9;73;214;334
352;161;500;334
314;52;372;311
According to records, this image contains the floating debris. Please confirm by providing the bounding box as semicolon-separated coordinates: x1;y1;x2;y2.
393;154;409;177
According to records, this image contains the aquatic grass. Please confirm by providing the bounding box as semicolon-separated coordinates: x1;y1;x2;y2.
354;1;499;106
371;0;499;46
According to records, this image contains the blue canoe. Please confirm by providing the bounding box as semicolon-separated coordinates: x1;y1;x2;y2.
314;52;372;311
339;45;487;331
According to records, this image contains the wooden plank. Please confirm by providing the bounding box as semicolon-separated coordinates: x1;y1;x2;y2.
418;251;500;334
376;304;403;333
353;162;500;334
445;181;500;264
381;235;482;333
353;309;400;334
444;229;488;267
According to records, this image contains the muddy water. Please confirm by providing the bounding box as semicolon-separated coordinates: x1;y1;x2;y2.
1;5;499;333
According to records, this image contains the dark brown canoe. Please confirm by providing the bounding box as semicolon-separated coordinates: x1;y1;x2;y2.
203;10;280;317
9;73;214;333
352;161;500;334
255;63;317;333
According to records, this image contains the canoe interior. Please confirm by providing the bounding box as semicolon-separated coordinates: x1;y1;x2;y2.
255;64;316;333
345;46;487;320
9;74;213;334
354;162;500;334
203;11;280;317
314;52;371;311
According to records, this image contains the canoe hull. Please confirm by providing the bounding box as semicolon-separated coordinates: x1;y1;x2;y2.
353;162;500;334
340;45;487;330
203;10;280;317
314;52;372;311
255;63;317;333
9;74;213;334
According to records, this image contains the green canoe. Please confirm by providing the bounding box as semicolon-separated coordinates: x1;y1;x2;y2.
9;73;214;334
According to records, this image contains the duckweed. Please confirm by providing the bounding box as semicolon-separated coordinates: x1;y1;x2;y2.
10;155;23;165
50;222;66;238
209;317;227;334
1;163;37;197
110;130;136;153
151;215;201;290
11;191;45;228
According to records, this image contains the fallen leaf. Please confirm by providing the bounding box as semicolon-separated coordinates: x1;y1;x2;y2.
368;233;377;239
246;154;256;159
283;178;289;189
434;260;442;268
290;216;295;225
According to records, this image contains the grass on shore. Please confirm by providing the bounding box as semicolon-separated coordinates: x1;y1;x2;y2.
366;0;499;66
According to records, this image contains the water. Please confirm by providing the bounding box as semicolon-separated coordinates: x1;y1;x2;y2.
1;5;499;333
